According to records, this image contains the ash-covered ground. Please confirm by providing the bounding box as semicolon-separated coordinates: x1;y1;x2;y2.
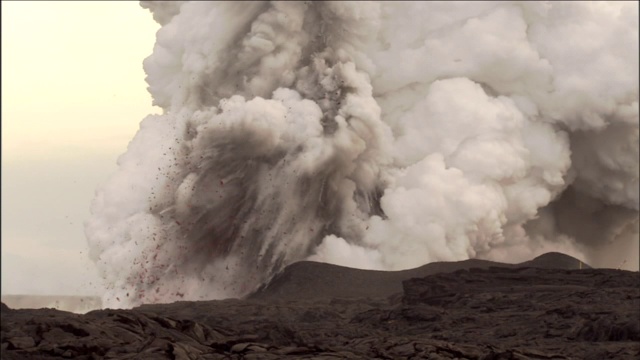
2;253;638;359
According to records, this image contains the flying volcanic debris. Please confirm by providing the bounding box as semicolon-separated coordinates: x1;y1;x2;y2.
86;1;639;308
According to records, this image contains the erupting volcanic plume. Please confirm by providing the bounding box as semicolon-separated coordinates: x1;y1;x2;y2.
86;1;639;308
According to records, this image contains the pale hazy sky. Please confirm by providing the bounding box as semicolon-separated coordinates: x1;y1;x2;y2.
2;1;160;295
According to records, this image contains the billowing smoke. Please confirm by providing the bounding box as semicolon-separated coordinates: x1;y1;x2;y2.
86;1;639;308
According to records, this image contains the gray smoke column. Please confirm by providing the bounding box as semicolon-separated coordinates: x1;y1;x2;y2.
86;1;639;308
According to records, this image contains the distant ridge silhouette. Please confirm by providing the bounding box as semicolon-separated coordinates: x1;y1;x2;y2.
248;252;590;301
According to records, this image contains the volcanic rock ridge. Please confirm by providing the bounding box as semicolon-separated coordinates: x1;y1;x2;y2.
2;252;639;359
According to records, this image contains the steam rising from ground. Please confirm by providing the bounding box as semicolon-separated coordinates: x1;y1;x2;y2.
86;1;639;308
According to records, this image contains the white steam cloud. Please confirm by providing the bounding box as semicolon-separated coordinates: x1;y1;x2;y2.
86;1;639;308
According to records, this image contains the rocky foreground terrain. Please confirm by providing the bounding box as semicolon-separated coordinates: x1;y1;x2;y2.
2;253;639;359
